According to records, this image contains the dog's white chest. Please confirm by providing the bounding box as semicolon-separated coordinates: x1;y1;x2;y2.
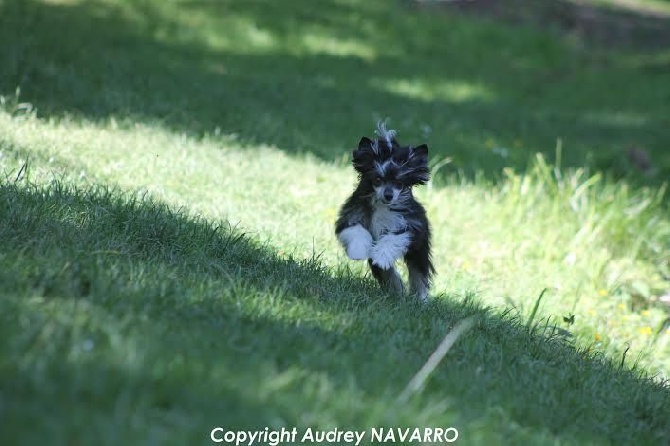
370;206;405;240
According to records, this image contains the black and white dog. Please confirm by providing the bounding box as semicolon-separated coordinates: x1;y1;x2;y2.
335;121;434;301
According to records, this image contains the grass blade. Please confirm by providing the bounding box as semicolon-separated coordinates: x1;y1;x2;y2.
397;316;476;403
526;288;549;332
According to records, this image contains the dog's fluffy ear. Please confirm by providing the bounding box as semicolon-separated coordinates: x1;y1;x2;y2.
358;137;374;151
352;137;376;173
411;144;428;164
407;144;430;184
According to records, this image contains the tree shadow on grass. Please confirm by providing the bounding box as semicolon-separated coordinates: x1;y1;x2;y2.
1;180;669;444
1;0;669;182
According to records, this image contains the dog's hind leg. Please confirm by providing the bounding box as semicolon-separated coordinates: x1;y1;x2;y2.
368;260;404;295
407;263;429;302
405;249;432;303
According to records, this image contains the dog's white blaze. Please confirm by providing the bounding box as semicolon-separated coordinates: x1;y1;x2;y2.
371;139;380;154
374;159;396;178
370;232;411;270
373;161;384;177
337;224;373;260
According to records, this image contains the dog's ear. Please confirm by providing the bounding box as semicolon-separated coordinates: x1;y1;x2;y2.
411;144;428;165
406;144;430;184
352;137;376;173
357;137;374;151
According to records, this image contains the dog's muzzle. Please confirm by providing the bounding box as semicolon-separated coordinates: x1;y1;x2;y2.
383;187;394;203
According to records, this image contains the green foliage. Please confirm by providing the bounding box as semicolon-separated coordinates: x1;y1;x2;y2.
1;0;670;444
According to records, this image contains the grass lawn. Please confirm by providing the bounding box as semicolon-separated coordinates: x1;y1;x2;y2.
1;0;670;444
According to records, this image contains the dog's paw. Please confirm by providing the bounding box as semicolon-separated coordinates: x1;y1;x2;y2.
346;240;371;260
369;246;397;270
338;224;373;260
369;233;410;270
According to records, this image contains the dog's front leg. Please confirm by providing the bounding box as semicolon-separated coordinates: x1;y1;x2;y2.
369;232;411;270
368;260;404;294
337;224;373;260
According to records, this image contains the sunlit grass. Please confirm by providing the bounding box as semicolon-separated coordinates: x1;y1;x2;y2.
591;0;670;15
370;78;495;103
2;110;669;377
2;0;670;443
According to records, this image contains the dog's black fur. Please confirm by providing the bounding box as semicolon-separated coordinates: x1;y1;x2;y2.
335;122;434;301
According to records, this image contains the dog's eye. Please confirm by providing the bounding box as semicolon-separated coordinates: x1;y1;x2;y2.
373;177;383;186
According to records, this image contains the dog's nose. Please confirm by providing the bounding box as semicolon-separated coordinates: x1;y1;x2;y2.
383;188;394;202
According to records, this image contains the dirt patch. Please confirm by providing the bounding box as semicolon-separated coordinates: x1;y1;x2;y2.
409;0;670;50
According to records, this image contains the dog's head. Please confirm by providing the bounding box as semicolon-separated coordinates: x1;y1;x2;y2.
352;121;429;205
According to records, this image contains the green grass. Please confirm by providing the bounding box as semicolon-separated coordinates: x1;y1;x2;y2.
1;0;670;444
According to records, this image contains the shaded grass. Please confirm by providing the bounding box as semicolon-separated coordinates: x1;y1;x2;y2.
1;179;669;445
1;0;670;181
